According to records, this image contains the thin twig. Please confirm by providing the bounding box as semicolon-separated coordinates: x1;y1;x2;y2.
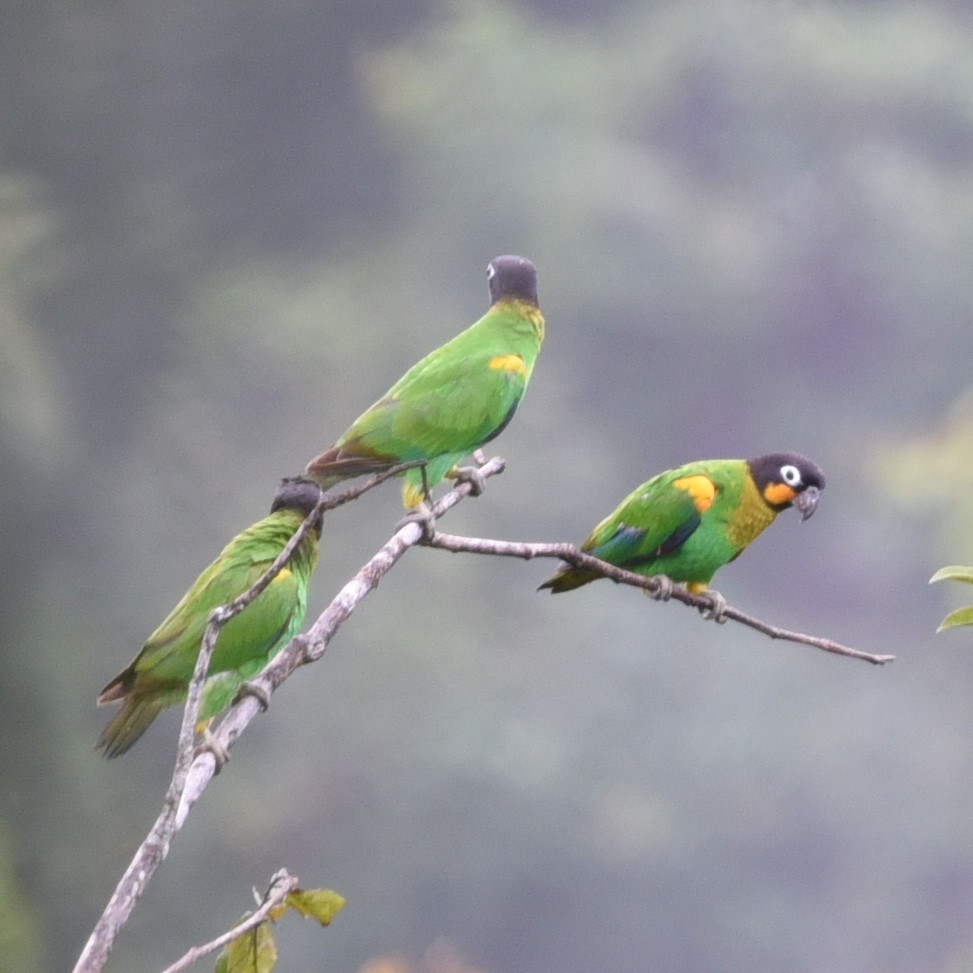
72;457;503;973
159;869;299;973
422;530;894;666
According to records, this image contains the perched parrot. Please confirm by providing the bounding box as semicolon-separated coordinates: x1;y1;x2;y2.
539;453;825;598
305;254;544;508
96;478;323;758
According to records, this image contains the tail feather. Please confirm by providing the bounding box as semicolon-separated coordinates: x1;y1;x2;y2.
305;444;396;487
96;695;170;759
96;666;135;705
538;565;601;594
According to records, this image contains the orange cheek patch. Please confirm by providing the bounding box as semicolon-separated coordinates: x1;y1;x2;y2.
764;482;797;506
673;475;717;513
488;354;527;377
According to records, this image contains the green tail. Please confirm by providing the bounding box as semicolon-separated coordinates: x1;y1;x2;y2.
96;695;170;759
538;566;602;594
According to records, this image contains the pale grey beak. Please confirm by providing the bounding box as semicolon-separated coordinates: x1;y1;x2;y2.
793;485;821;521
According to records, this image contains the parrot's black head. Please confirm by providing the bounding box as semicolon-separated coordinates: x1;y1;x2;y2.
747;452;826;520
488;254;538;306
271;477;324;531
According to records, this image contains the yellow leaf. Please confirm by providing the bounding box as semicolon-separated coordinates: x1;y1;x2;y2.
285;888;347;927
930;565;973;585
937;606;973;632
214;923;278;973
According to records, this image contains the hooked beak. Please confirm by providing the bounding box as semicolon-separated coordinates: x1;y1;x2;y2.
793;485;821;521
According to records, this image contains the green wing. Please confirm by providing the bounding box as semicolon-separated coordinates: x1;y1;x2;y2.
308;300;543;506
132;540;304;689
97;511;315;757
106;512;310;693
576;469;705;574
540;460;747;593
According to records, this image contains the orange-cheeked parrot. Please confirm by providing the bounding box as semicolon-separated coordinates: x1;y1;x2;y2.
305;255;544;508
540;453;825;600
96;478;323;757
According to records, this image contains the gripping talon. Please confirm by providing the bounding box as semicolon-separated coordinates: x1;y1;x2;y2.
698;590;728;623
449;464;487;497
234;681;271;712
641;574;674;602
196;724;230;772
395;501;437;542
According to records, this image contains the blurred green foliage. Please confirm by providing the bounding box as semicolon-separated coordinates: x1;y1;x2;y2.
5;1;973;972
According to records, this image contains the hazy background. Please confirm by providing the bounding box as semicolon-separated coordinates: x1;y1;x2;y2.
4;1;973;971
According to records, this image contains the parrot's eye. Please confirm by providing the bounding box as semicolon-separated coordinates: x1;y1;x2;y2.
780;464;802;486
487;263;497;280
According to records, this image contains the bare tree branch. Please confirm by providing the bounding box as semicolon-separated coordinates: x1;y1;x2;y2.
159;869;300;973
72;458;502;973
421;530;894;666
74;451;887;973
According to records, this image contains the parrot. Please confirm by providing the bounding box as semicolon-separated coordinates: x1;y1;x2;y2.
305;254;544;509
539;453;825;605
96;478;323;758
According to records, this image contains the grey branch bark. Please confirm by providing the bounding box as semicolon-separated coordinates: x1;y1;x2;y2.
421;530;894;665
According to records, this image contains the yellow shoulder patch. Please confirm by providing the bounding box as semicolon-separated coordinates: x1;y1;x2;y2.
270;568;293;585
488;353;527;378
673;474;717;513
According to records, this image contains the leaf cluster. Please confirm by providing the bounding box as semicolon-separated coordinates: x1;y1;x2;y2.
213;887;345;973
930;565;973;632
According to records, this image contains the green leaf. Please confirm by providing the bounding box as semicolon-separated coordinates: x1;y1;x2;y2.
285;888;347;927
214;923;278;973
937;606;973;632
930;565;973;585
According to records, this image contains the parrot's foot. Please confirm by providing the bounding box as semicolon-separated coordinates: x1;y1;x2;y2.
645;574;674;602
698;589;728;624
395;501;437;542
448;464;487;497
196;725;230;773
234;680;271;712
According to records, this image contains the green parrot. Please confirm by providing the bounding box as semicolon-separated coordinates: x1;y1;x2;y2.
540;453;825;597
96;478;323;758
305;254;544;509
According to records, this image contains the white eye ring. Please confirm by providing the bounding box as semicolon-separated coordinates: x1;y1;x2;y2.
780;464;802;487
487;263;497;279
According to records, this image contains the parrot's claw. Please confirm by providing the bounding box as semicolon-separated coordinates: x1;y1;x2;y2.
698;590;728;624
196;725;230;772
234;680;271;712
646;574;674;602
449;464;487;497
395;501;437;542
